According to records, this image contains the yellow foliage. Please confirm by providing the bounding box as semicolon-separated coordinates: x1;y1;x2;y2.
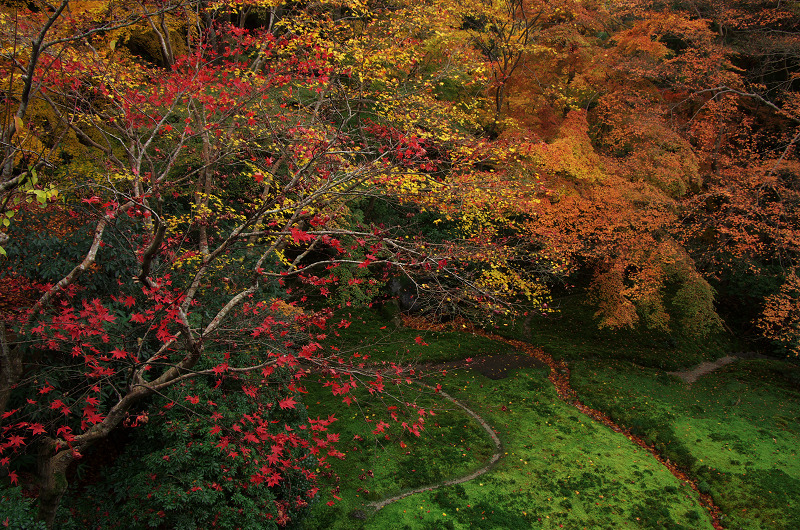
531;110;605;182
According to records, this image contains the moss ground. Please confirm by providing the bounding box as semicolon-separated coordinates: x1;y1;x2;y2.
304;305;796;529
327;305;502;364
571;358;800;529
305;366;713;529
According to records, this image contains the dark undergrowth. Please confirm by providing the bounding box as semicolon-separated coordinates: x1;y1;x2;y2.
490;294;741;370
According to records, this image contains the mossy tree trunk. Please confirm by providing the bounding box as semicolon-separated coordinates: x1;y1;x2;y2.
36;440;73;529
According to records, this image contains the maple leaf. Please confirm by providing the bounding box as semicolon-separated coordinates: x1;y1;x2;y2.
185;395;200;404
290;227;314;243
372;421;390;435
56;426;73;440
110;348;127;360
121;295;136;308
7;435;25;449
279;396;297;410
28;423;46;435
212;362;229;376
299;342;320;359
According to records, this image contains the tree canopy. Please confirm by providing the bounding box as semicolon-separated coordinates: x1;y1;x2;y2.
1;0;799;526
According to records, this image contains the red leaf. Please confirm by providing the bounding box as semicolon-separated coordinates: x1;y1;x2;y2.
28;423;46;435
299;342;320;359
290;227;314;243
371;421;390;435
278;396;297;409
56;425;74;440
212;362;229;376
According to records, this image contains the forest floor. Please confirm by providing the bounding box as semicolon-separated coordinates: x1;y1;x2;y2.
303;306;799;530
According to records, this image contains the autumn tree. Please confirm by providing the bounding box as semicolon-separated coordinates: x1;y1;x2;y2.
609;0;800;352
0;0;534;526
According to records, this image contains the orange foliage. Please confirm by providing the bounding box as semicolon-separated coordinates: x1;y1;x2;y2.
759;270;800;356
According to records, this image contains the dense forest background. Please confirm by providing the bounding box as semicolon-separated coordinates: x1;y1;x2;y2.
1;0;799;528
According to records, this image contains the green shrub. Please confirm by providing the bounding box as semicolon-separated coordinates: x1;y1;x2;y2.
0;486;46;529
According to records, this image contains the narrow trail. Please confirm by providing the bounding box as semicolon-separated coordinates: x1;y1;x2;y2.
366;382;502;511
668;351;767;384
369;316;725;529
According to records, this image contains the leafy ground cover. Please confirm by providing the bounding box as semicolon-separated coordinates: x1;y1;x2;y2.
300;375;497;528
571;359;800;529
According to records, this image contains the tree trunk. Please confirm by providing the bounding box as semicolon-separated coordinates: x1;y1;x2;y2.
36;440;73;529
0;323;22;420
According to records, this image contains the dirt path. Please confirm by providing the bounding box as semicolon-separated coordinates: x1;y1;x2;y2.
668;352;766;384
366;382;502;511
364;316;725;529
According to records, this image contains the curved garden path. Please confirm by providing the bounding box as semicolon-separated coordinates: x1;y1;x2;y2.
366;382;502;510
366;316;725;529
